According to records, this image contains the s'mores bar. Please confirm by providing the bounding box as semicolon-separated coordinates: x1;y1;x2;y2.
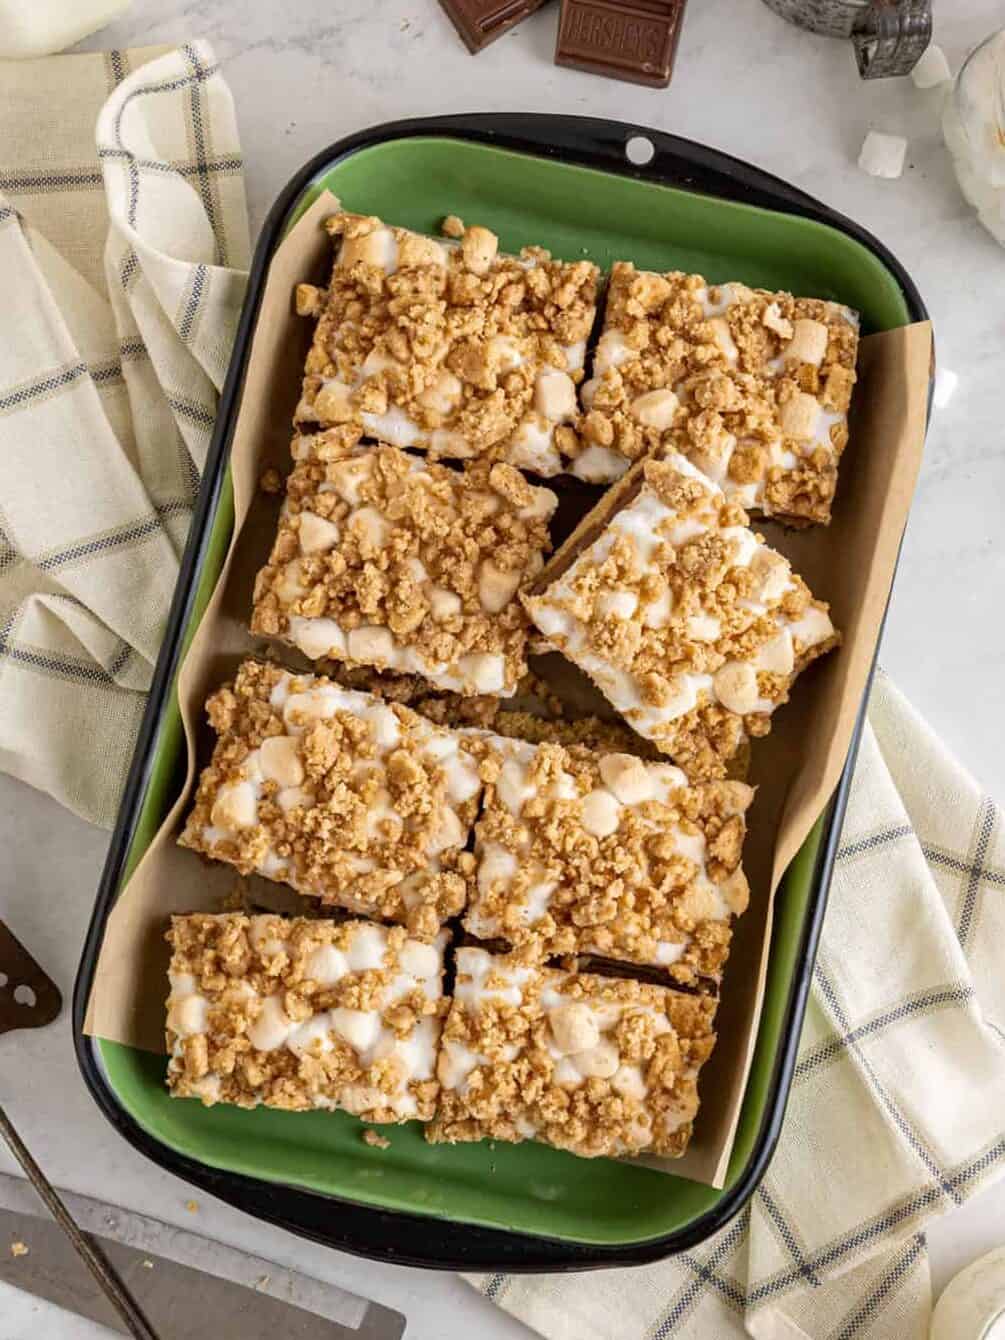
166;913;447;1120
251;438;557;697
428;947;718;1158
295;212;600;476
465;738;752;980
179;660;484;938
578;261;859;522
524;455;839;780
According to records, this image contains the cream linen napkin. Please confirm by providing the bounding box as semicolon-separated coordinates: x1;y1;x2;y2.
470;671;1005;1339
0;42;248;826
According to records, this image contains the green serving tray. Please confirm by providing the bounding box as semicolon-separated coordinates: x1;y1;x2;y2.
75;115;923;1270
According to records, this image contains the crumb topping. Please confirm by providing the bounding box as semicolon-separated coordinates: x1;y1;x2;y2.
294;212;600;476
428;947;717;1158
477;706;661;757
251;438;557;696
576;262;859;522
301;658;671;761
524;454;839;778
179;659;487;938
464;735;753;980
166;912;446;1120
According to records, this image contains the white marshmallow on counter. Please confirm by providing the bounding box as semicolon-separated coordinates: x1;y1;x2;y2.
858;131;908;180
933;367;959;410
911;44;951;90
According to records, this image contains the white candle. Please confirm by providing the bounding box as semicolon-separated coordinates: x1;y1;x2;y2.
0;0;131;59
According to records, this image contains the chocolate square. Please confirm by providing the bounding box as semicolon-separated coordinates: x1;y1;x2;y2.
555;0;687;87
439;0;551;53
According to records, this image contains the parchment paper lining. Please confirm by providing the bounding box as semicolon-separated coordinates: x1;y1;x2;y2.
85;191;932;1189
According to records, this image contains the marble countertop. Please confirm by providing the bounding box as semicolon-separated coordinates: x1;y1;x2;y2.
3;0;1005;1335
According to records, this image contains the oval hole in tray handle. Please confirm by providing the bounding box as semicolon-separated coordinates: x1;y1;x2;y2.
0;921;62;1034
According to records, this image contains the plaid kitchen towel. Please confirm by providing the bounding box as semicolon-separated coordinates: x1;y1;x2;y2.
0;42;248;826
469;671;1005;1339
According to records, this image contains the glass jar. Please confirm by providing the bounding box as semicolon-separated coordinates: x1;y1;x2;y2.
943;29;1005;246
761;0;932;78
930;1247;1005;1340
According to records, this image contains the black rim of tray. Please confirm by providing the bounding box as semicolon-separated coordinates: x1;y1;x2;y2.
73;113;930;1272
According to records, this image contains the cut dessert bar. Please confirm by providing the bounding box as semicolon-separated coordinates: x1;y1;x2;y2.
294;212;600;477
251;437;557;696
523;454;839;780
428;947;718;1158
578;261;859;522
179;660;485;938
465;736;753;980
166;913;447;1120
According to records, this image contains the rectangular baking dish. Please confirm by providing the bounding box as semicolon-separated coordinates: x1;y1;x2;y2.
73;114;929;1271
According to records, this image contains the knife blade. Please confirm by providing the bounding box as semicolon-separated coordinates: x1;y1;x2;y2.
0;1176;404;1340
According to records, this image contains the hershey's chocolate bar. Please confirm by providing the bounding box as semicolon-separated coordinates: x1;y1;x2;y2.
439;0;551;52
555;0;687;87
